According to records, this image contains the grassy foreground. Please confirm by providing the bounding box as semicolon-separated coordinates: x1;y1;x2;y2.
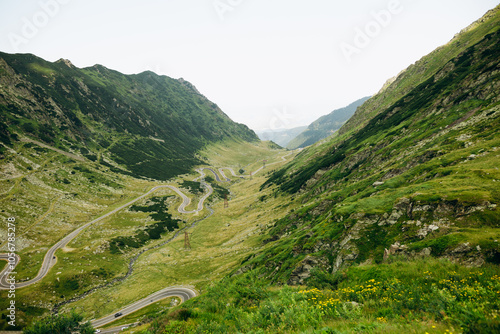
137;258;500;334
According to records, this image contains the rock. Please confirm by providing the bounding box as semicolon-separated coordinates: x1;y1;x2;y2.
288;255;328;285
419;247;432;257
456;134;471;141
373;181;384;186
451;242;471;254
416;224;439;238
359;259;373;266
344;301;360;308
387;210;403;225
383;248;390;261
384;242;409;260
394;197;410;211
344;253;358;261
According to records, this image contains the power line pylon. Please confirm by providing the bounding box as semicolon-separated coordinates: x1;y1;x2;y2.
184;232;191;250
224;194;229;208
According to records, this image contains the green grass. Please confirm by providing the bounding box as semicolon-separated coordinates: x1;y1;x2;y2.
146;258;500;334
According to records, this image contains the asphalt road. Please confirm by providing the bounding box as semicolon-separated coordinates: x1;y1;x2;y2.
0;253;20;289
90;286;197;328
200;167;228;182
218;167;244;180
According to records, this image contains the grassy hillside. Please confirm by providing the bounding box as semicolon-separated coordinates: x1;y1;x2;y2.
0;53;258;180
287;96;370;149
259;5;500;274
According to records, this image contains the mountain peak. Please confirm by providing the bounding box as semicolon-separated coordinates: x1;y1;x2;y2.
55;58;75;68
178;77;202;95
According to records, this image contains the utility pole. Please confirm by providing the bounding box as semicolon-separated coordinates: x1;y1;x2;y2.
263;160;267;168
224;194;229;208
184;232;191;250
250;172;252;180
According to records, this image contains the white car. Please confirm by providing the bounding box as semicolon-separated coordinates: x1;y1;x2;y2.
121;326;129;330
95;330;101;333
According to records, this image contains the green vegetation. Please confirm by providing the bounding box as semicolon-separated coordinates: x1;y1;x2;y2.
339;6;500;137
254;10;500;287
179;180;204;194
110;196;182;253
205;176;230;198
142;258;500;333
23;310;94;334
0;6;499;334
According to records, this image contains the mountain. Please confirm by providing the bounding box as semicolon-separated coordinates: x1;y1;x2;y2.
256;126;307;147
0;52;258;180
286;96;370;149
259;4;500;277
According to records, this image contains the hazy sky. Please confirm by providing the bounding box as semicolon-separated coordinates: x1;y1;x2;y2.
0;0;498;131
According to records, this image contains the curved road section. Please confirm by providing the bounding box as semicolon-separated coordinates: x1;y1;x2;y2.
90;286;197;328
218;167;244;180
199;167;228;182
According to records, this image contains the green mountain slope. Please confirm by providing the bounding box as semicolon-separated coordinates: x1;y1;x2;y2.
339;6;500;138
258;4;500;280
286;96;370;149
0;53;257;180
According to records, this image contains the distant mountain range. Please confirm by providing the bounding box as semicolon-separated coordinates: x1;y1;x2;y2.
286;96;370;149
256;126;307;147
0;53;258;180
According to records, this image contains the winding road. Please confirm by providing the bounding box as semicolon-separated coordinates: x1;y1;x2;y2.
218;167;244;180
90;286;197;328
199;167;229;182
0;151;294;328
0;183;211;290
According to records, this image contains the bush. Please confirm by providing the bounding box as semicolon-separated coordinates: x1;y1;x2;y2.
23;310;94;334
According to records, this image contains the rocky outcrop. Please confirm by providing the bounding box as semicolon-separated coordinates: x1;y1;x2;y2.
288;255;330;285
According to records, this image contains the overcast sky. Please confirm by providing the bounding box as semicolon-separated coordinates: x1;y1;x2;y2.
0;0;498;131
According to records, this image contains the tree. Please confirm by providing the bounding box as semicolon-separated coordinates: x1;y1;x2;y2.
23;310;94;334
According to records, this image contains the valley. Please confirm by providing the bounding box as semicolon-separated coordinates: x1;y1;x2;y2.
0;137;298;330
1;4;500;334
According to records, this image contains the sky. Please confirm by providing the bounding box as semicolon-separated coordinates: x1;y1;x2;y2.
0;0;498;132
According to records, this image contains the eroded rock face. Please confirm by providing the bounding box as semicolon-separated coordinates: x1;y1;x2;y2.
258;195;497;285
288;255;330;285
416;224;440;239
